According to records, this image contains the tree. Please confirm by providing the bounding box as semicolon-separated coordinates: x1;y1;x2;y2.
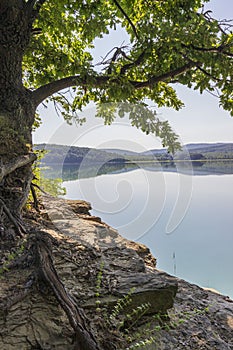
0;0;232;348
1;0;233;221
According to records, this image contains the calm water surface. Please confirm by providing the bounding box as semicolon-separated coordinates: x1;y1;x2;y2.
62;167;233;299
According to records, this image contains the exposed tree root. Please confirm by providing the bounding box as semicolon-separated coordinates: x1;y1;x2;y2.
0;153;36;182
31;182;49;195
0;190;102;348
30;183;40;211
0;155;110;348
30;180;56;211
35;231;101;350
0;152;38;238
0;197;26;237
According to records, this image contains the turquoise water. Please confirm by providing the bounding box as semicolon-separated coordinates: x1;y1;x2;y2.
62;168;233;299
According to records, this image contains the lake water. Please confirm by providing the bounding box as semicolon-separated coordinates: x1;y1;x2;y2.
45;163;233;299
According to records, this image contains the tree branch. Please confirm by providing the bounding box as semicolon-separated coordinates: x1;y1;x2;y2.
196;64;232;83
181;42;233;57
120;50;146;74
112;0;139;40
0;153;37;183
32;61;200;106
32;75;109;107
130;61;199;88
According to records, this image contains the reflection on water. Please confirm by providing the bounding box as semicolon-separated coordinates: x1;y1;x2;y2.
42;159;233;181
42;161;233;299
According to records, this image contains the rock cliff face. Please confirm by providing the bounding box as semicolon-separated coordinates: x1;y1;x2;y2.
0;196;233;349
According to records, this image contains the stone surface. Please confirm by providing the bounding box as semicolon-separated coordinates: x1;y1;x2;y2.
41;195;177;313
0;195;232;349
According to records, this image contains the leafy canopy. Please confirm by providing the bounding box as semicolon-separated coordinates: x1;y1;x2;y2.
24;0;233;152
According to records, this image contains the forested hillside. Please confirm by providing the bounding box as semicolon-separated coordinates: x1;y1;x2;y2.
36;143;233;165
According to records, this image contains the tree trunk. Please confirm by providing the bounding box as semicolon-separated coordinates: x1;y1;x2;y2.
0;4;103;349
0;0;35;234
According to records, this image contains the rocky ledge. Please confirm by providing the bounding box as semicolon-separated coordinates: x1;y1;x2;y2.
0;196;232;349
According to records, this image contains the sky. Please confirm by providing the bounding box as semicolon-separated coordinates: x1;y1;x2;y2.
33;0;233;151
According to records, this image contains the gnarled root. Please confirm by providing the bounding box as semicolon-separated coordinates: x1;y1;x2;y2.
0;153;36;238
0;153;36;183
35;231;101;350
0;197;26;237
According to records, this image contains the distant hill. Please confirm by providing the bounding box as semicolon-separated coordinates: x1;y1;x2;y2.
34;144;127;165
98;148;139;156
186;143;217;150
140;149;168;156
185;143;233;153
100;147;170;156
35;142;233;165
140;143;233;156
176;143;233;160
